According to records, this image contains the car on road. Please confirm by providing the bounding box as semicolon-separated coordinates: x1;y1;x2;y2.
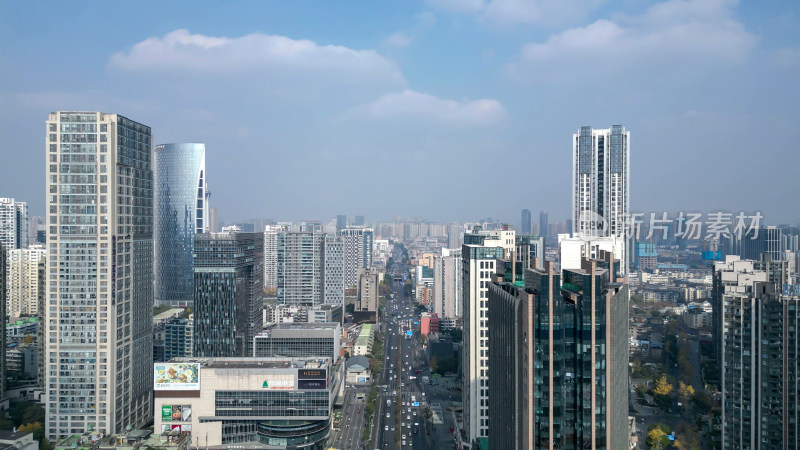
385;425;389;431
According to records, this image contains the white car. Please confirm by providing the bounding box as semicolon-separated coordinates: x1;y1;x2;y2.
385;425;389;431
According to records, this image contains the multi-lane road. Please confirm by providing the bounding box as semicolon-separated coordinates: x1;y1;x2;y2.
371;270;429;449
328;385;370;449
329;260;455;449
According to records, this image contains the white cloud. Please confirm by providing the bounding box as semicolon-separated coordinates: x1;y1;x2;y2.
484;0;606;25
109;29;404;84
510;0;757;80
427;0;605;25
351;89;505;126
382;32;413;47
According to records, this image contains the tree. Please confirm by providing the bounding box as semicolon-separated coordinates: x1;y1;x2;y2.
678;382;695;405
23;335;34;345
19;422;45;443
430;355;439;373
646;428;668;450
653;375;674;396
692;390;713;414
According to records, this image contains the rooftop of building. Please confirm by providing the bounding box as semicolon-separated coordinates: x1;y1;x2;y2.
153;308;186;322
0;430;32;442
170;357;332;370
55;429;192;450
354;324;374;347
345;355;370;371
256;322;340;339
6;317;37;327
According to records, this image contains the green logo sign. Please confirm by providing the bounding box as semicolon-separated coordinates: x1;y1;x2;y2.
162;405;172;421
262;380;269;389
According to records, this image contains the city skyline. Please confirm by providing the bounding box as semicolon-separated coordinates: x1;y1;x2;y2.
1;2;799;448
1;1;799;223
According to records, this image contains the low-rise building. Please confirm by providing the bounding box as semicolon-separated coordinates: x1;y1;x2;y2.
0;429;37;450
307;304;342;324
53;429;190;450
345;355;371;385
353;324;374;356
153;357;342;449
6;343;37;378
420;313;439;336
6;317;38;345
253;322;341;362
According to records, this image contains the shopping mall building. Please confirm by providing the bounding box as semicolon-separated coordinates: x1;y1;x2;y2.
153;357;343;449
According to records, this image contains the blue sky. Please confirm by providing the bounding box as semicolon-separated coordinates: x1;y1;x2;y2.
1;0;799;225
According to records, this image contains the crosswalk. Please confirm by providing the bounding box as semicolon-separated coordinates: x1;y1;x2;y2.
430;402;444;425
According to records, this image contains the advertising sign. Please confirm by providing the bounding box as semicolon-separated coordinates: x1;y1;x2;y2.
161;405;192;422
298;368;327;380
162;424;192;433
260;374;295;390
298;379;326;390
784;284;800;296
154;363;200;391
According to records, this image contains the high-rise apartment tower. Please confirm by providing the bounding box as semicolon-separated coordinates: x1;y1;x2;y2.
45;111;153;438
572;125;630;272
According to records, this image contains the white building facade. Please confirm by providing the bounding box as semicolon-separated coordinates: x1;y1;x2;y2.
263;224;288;290
45;112;153;439
572;125;630;273
462;226;514;442
0;198;28;250
340;227;373;288
6;245;45;320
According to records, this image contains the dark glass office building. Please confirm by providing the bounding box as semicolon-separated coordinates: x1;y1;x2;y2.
488;253;629;449
194;231;264;357
154;143;208;307
520;209;531;234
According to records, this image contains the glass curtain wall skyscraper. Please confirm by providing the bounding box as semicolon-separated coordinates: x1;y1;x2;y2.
488;255;629;449
193;231;264;358
520;209;531;234
45;112;153;439
153;143;208;307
